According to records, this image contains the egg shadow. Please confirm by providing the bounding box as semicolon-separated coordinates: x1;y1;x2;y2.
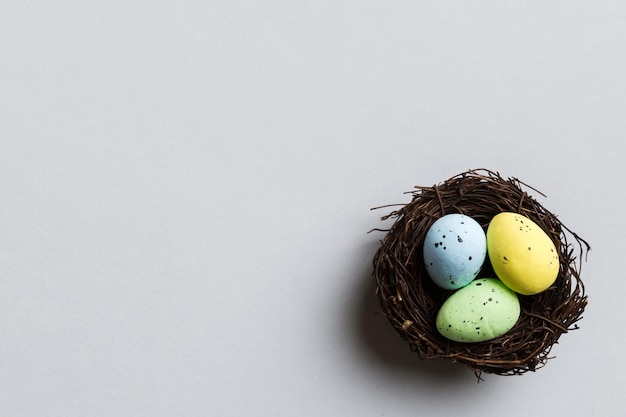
348;239;478;387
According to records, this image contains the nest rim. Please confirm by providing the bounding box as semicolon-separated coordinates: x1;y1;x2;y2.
372;168;590;376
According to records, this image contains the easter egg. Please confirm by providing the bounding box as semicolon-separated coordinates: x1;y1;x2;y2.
423;214;487;290
486;212;559;295
436;278;521;343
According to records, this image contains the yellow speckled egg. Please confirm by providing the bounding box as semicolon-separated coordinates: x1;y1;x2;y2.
486;212;559;295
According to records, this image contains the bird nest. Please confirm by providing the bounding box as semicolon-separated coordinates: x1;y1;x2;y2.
372;169;590;376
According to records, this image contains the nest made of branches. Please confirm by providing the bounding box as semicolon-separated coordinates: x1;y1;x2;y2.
372;169;590;376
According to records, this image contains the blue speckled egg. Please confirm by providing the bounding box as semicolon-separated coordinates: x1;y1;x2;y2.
423;214;487;290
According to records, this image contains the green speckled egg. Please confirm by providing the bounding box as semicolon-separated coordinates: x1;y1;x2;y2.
436;278;520;343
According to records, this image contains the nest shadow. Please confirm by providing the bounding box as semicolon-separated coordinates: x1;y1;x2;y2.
350;240;470;384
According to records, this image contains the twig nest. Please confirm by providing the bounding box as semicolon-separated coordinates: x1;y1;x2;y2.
372;169;590;376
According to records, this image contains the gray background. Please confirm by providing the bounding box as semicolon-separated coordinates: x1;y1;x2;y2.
1;1;623;416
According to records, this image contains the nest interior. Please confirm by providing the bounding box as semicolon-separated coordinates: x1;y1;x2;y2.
372;169;590;376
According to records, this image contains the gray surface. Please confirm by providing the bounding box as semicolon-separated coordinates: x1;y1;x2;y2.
1;1;623;416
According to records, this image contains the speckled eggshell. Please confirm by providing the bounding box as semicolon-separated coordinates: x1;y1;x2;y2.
486;212;559;295
423;214;487;290
436;278;521;343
